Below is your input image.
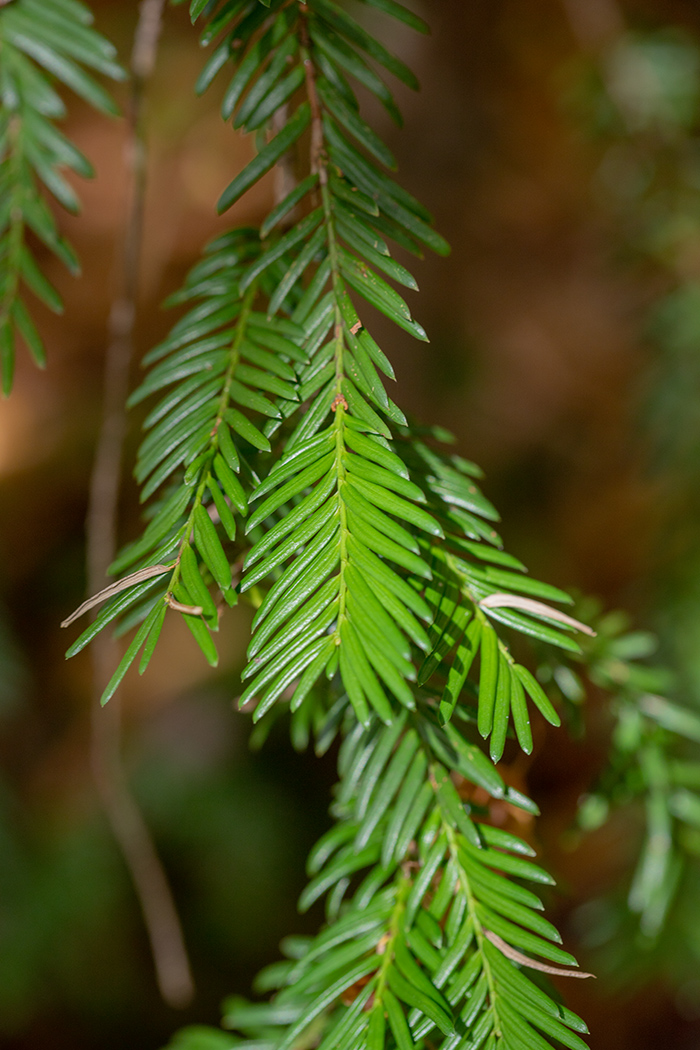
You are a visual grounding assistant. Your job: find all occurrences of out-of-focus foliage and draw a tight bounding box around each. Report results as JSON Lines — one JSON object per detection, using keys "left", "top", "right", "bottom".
{"left": 533, "top": 600, "right": 700, "bottom": 985}
{"left": 556, "top": 18, "right": 700, "bottom": 998}
{"left": 566, "top": 24, "right": 700, "bottom": 688}
{"left": 0, "top": 0, "right": 125, "bottom": 393}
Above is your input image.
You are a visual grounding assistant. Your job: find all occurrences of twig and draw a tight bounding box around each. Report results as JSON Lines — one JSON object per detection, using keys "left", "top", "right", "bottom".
{"left": 299, "top": 8, "right": 326, "bottom": 183}
{"left": 167, "top": 596, "right": 203, "bottom": 616}
{"left": 272, "top": 103, "right": 297, "bottom": 217}
{"left": 86, "top": 0, "right": 194, "bottom": 1010}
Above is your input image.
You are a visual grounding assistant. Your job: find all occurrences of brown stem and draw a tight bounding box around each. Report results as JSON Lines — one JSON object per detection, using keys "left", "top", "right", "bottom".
{"left": 299, "top": 9, "right": 326, "bottom": 183}
{"left": 272, "top": 103, "right": 297, "bottom": 212}
{"left": 86, "top": 0, "right": 194, "bottom": 1010}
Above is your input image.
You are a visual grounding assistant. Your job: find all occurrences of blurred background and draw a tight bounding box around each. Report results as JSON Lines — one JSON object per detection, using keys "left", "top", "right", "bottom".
{"left": 3, "top": 0, "right": 700, "bottom": 1046}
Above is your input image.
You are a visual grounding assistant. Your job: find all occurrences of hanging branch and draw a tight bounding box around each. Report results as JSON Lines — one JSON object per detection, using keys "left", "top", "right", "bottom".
{"left": 62, "top": 3, "right": 601, "bottom": 1048}
{"left": 86, "top": 0, "right": 194, "bottom": 1010}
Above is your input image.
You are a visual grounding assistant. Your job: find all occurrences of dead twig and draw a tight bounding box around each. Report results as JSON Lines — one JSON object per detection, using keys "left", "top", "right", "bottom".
{"left": 86, "top": 0, "right": 194, "bottom": 1010}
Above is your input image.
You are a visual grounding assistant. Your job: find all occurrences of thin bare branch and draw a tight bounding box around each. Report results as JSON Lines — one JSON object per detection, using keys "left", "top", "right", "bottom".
{"left": 299, "top": 8, "right": 326, "bottom": 184}
{"left": 86, "top": 0, "right": 194, "bottom": 1010}
{"left": 272, "top": 103, "right": 297, "bottom": 215}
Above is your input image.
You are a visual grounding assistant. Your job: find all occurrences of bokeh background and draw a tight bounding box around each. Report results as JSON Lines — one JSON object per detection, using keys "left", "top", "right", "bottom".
{"left": 3, "top": 0, "right": 700, "bottom": 1046}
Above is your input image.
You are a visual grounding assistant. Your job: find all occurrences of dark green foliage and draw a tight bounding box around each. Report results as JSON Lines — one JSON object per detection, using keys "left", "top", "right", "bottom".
{"left": 0, "top": 0, "right": 125, "bottom": 393}
{"left": 164, "top": 706, "right": 592, "bottom": 1050}
{"left": 65, "top": 0, "right": 592, "bottom": 733}
{"left": 36, "top": 0, "right": 700, "bottom": 1045}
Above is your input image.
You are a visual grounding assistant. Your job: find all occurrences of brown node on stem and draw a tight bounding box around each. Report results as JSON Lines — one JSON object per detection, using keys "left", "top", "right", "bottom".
{"left": 455, "top": 771, "right": 536, "bottom": 838}
{"left": 341, "top": 972, "right": 374, "bottom": 1006}
{"left": 376, "top": 933, "right": 390, "bottom": 955}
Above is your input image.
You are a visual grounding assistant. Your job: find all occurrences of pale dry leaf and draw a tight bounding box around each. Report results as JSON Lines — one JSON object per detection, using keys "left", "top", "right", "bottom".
{"left": 484, "top": 930, "right": 595, "bottom": 978}
{"left": 61, "top": 564, "right": 173, "bottom": 628}
{"left": 480, "top": 593, "right": 596, "bottom": 636}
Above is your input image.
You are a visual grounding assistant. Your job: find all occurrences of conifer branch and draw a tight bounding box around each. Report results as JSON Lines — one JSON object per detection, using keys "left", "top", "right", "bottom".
{"left": 61, "top": 4, "right": 609, "bottom": 1046}
{"left": 0, "top": 0, "right": 125, "bottom": 392}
